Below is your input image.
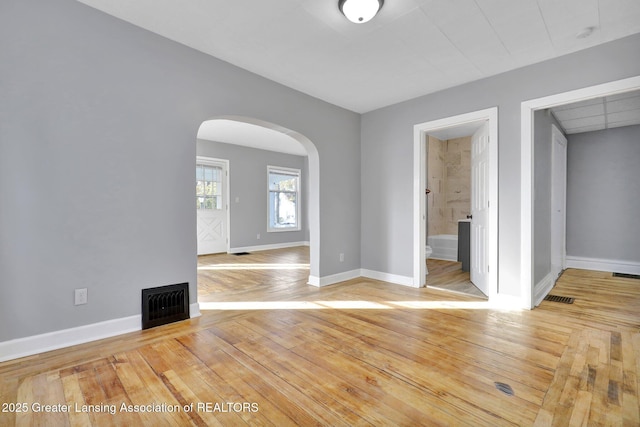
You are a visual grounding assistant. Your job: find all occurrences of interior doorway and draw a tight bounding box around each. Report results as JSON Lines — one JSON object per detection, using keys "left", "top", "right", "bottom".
{"left": 521, "top": 75, "right": 640, "bottom": 308}
{"left": 413, "top": 107, "right": 498, "bottom": 301}
{"left": 195, "top": 115, "right": 321, "bottom": 285}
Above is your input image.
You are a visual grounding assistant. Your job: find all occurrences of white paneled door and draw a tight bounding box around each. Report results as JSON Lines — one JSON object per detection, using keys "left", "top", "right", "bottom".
{"left": 470, "top": 122, "right": 490, "bottom": 295}
{"left": 551, "top": 125, "right": 567, "bottom": 280}
{"left": 196, "top": 158, "right": 228, "bottom": 255}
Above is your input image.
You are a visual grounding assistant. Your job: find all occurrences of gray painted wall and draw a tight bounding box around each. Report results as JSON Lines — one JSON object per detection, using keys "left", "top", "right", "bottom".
{"left": 566, "top": 125, "right": 640, "bottom": 263}
{"left": 361, "top": 33, "right": 640, "bottom": 297}
{"left": 196, "top": 140, "right": 309, "bottom": 249}
{"left": 533, "top": 110, "right": 564, "bottom": 284}
{"left": 0, "top": 0, "right": 360, "bottom": 342}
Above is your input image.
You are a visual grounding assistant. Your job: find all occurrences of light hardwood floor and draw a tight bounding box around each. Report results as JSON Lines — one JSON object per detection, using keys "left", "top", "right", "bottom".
{"left": 426, "top": 258, "right": 486, "bottom": 298}
{"left": 1, "top": 247, "right": 638, "bottom": 426}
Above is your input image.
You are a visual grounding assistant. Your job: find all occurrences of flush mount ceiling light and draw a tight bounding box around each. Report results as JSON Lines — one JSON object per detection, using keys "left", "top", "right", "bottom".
{"left": 339, "top": 0, "right": 384, "bottom": 24}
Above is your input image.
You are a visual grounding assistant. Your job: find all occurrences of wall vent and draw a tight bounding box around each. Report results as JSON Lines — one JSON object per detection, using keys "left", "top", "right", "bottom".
{"left": 142, "top": 283, "right": 189, "bottom": 330}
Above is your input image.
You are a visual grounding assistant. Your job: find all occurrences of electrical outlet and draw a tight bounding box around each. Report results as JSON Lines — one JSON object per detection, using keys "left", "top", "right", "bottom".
{"left": 339, "top": 253, "right": 345, "bottom": 262}
{"left": 257, "top": 233, "right": 261, "bottom": 240}
{"left": 74, "top": 288, "right": 88, "bottom": 305}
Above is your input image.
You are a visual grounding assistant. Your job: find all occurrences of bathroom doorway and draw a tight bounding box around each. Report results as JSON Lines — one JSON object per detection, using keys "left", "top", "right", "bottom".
{"left": 413, "top": 108, "right": 498, "bottom": 300}
{"left": 425, "top": 123, "right": 487, "bottom": 296}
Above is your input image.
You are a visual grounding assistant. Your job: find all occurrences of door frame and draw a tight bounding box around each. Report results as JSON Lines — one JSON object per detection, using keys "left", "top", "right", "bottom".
{"left": 413, "top": 107, "right": 498, "bottom": 301}
{"left": 196, "top": 156, "right": 230, "bottom": 254}
{"left": 520, "top": 75, "right": 640, "bottom": 309}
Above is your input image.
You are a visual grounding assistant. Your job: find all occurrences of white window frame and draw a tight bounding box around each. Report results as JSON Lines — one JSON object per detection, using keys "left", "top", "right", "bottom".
{"left": 267, "top": 166, "right": 301, "bottom": 232}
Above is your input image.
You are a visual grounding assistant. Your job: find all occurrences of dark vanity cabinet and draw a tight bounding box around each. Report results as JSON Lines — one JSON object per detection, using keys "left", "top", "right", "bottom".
{"left": 458, "top": 220, "right": 470, "bottom": 272}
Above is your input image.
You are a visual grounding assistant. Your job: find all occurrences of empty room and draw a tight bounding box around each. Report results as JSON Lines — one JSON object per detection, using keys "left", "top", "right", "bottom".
{"left": 1, "top": 0, "right": 639, "bottom": 425}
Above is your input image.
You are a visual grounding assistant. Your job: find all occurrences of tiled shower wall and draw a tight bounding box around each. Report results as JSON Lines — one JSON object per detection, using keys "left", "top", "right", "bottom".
{"left": 427, "top": 135, "right": 471, "bottom": 236}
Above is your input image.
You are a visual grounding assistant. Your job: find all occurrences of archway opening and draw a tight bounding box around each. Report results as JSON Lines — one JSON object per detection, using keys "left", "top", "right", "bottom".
{"left": 195, "top": 116, "right": 320, "bottom": 287}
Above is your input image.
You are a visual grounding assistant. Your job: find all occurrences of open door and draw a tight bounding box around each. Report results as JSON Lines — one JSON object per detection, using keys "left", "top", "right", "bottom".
{"left": 550, "top": 125, "right": 567, "bottom": 280}
{"left": 470, "top": 122, "right": 490, "bottom": 295}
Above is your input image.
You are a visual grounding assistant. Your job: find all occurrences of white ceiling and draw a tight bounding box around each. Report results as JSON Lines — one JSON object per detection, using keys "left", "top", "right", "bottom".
{"left": 550, "top": 89, "right": 640, "bottom": 134}
{"left": 198, "top": 119, "right": 307, "bottom": 155}
{"left": 77, "top": 0, "right": 640, "bottom": 114}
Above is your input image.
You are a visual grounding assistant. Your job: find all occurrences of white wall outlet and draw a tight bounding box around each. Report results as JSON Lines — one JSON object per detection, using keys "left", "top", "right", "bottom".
{"left": 339, "top": 253, "right": 345, "bottom": 262}
{"left": 74, "top": 288, "right": 88, "bottom": 305}
{"left": 257, "top": 233, "right": 261, "bottom": 240}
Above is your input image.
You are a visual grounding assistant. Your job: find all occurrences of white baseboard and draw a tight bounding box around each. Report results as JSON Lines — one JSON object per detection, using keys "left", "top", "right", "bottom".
{"left": 0, "top": 315, "right": 140, "bottom": 363}
{"left": 229, "top": 241, "right": 309, "bottom": 254}
{"left": 0, "top": 303, "right": 202, "bottom": 363}
{"left": 566, "top": 256, "right": 640, "bottom": 275}
{"left": 427, "top": 255, "right": 458, "bottom": 262}
{"left": 308, "top": 268, "right": 415, "bottom": 288}
{"left": 308, "top": 269, "right": 361, "bottom": 287}
{"left": 533, "top": 271, "right": 555, "bottom": 307}
{"left": 360, "top": 269, "right": 416, "bottom": 287}
{"left": 189, "top": 302, "right": 201, "bottom": 318}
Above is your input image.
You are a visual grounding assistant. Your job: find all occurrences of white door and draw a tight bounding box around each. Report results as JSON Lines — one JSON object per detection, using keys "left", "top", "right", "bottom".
{"left": 550, "top": 125, "right": 567, "bottom": 280}
{"left": 470, "top": 122, "right": 490, "bottom": 295}
{"left": 196, "top": 158, "right": 228, "bottom": 255}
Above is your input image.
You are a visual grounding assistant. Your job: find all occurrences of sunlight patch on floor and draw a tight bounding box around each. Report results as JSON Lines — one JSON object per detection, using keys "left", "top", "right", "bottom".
{"left": 199, "top": 300, "right": 519, "bottom": 311}
{"left": 198, "top": 263, "right": 310, "bottom": 271}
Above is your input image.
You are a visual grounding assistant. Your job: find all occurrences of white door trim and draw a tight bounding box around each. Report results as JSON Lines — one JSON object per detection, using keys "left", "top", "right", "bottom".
{"left": 413, "top": 107, "right": 498, "bottom": 301}
{"left": 196, "top": 156, "right": 230, "bottom": 254}
{"left": 520, "top": 75, "right": 640, "bottom": 309}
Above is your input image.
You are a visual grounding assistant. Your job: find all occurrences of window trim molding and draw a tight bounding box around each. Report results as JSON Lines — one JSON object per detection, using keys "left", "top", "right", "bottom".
{"left": 267, "top": 165, "right": 301, "bottom": 233}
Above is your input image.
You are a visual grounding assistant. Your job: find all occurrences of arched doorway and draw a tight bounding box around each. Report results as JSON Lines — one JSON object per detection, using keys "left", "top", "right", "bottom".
{"left": 196, "top": 115, "right": 320, "bottom": 283}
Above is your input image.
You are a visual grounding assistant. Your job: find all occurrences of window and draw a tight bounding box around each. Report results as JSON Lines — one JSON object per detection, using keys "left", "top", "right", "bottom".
{"left": 196, "top": 163, "right": 223, "bottom": 210}
{"left": 268, "top": 166, "right": 301, "bottom": 232}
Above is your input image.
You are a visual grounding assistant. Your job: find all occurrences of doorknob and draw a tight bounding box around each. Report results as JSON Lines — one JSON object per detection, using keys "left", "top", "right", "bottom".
{"left": 467, "top": 215, "right": 472, "bottom": 219}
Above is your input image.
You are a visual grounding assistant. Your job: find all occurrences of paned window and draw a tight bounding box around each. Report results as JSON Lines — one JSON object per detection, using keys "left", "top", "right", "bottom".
{"left": 268, "top": 166, "right": 301, "bottom": 231}
{"left": 196, "top": 164, "right": 223, "bottom": 210}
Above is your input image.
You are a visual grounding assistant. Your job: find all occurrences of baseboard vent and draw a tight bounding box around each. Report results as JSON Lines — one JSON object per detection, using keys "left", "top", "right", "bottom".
{"left": 142, "top": 283, "right": 189, "bottom": 330}
{"left": 544, "top": 294, "right": 574, "bottom": 304}
{"left": 613, "top": 272, "right": 640, "bottom": 280}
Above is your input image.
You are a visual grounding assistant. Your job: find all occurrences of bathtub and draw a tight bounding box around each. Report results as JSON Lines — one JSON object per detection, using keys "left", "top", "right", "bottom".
{"left": 427, "top": 234, "right": 458, "bottom": 261}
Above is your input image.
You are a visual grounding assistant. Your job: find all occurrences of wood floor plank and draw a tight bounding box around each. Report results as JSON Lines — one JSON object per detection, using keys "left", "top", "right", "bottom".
{"left": 182, "top": 331, "right": 302, "bottom": 426}
{"left": 1, "top": 247, "right": 639, "bottom": 426}
{"left": 292, "top": 311, "right": 532, "bottom": 425}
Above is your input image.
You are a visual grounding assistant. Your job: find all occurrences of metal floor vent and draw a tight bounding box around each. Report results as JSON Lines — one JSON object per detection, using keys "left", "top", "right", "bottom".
{"left": 142, "top": 283, "right": 189, "bottom": 330}
{"left": 232, "top": 252, "right": 251, "bottom": 256}
{"left": 613, "top": 272, "right": 640, "bottom": 280}
{"left": 544, "top": 294, "right": 574, "bottom": 304}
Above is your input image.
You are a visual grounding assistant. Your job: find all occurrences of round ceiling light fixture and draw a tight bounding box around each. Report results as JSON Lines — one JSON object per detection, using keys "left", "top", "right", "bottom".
{"left": 339, "top": 0, "right": 384, "bottom": 24}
